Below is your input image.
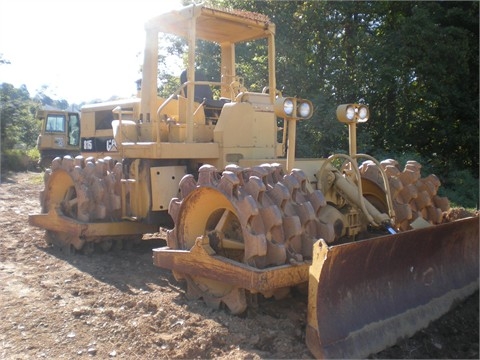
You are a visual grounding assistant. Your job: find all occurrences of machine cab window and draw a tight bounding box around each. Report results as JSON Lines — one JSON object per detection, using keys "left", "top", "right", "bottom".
{"left": 45, "top": 114, "right": 66, "bottom": 132}
{"left": 68, "top": 113, "right": 80, "bottom": 146}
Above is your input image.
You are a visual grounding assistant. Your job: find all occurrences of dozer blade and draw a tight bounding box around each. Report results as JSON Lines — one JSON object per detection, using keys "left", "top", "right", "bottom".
{"left": 306, "top": 216, "right": 479, "bottom": 359}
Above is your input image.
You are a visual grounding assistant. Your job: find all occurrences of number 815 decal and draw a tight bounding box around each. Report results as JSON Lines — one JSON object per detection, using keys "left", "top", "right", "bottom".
{"left": 81, "top": 138, "right": 117, "bottom": 152}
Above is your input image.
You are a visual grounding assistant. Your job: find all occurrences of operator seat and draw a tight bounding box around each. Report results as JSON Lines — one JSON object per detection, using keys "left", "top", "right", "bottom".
{"left": 180, "top": 69, "right": 229, "bottom": 122}
{"left": 180, "top": 69, "right": 213, "bottom": 102}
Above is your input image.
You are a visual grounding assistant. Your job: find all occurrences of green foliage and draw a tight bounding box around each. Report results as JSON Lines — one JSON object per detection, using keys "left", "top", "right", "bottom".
{"left": 362, "top": 2, "right": 479, "bottom": 176}
{"left": 1, "top": 83, "right": 42, "bottom": 171}
{"left": 26, "top": 147, "right": 40, "bottom": 162}
{"left": 296, "top": 93, "right": 348, "bottom": 158}
{"left": 1, "top": 83, "right": 41, "bottom": 151}
{"left": 1, "top": 148, "right": 39, "bottom": 172}
{"left": 197, "top": 0, "right": 478, "bottom": 208}
{"left": 225, "top": 2, "right": 475, "bottom": 163}
{"left": 441, "top": 169, "right": 479, "bottom": 209}
{"left": 158, "top": 73, "right": 182, "bottom": 98}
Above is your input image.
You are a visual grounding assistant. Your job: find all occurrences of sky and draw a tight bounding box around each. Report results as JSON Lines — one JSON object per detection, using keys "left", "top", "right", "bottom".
{"left": 0, "top": 0, "right": 183, "bottom": 104}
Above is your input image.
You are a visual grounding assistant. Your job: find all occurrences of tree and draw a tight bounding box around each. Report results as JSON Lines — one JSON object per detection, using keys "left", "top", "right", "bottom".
{"left": 0, "top": 83, "right": 40, "bottom": 151}
{"left": 361, "top": 2, "right": 479, "bottom": 177}
{"left": 180, "top": 0, "right": 478, "bottom": 187}
{"left": 211, "top": 1, "right": 478, "bottom": 176}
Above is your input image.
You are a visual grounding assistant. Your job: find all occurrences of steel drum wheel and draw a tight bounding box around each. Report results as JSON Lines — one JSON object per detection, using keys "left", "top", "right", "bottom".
{"left": 167, "top": 163, "right": 330, "bottom": 313}
{"left": 171, "top": 183, "right": 250, "bottom": 313}
{"left": 41, "top": 155, "right": 122, "bottom": 254}
{"left": 42, "top": 159, "right": 84, "bottom": 253}
{"left": 359, "top": 158, "right": 450, "bottom": 230}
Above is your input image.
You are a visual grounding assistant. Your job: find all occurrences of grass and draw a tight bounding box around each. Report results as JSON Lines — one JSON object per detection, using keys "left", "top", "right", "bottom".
{"left": 28, "top": 172, "right": 45, "bottom": 185}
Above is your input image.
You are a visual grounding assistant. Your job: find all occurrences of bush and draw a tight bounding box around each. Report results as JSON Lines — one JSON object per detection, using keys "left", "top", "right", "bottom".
{"left": 1, "top": 148, "right": 40, "bottom": 172}
{"left": 441, "top": 169, "right": 479, "bottom": 210}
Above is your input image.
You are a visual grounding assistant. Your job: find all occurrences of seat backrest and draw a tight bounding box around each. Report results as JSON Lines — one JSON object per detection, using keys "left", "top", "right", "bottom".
{"left": 180, "top": 70, "right": 213, "bottom": 101}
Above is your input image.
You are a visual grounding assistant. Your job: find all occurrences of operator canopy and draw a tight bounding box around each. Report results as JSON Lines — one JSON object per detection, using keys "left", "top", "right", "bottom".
{"left": 145, "top": 3, "right": 275, "bottom": 43}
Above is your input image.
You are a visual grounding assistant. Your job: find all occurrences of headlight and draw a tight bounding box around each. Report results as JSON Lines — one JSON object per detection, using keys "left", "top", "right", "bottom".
{"left": 284, "top": 99, "right": 294, "bottom": 116}
{"left": 274, "top": 97, "right": 313, "bottom": 120}
{"left": 297, "top": 101, "right": 312, "bottom": 118}
{"left": 336, "top": 103, "right": 370, "bottom": 123}
{"left": 346, "top": 105, "right": 356, "bottom": 121}
{"left": 358, "top": 105, "right": 369, "bottom": 121}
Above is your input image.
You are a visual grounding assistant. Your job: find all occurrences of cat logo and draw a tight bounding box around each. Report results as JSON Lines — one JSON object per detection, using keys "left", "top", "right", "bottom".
{"left": 106, "top": 139, "right": 117, "bottom": 152}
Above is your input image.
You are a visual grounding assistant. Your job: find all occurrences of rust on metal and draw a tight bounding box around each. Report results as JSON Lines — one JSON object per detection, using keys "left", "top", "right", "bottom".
{"left": 28, "top": 207, "right": 157, "bottom": 237}
{"left": 306, "top": 216, "right": 479, "bottom": 359}
{"left": 205, "top": 6, "right": 271, "bottom": 24}
{"left": 153, "top": 236, "right": 310, "bottom": 293}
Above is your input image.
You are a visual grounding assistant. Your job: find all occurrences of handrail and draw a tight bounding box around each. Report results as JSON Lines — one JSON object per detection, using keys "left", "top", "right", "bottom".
{"left": 155, "top": 80, "right": 225, "bottom": 121}
{"left": 154, "top": 80, "right": 226, "bottom": 142}
{"left": 112, "top": 106, "right": 134, "bottom": 156}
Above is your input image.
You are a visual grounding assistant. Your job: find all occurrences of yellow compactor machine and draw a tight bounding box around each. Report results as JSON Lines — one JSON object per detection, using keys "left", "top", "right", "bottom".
{"left": 29, "top": 4, "right": 479, "bottom": 358}
{"left": 36, "top": 109, "right": 81, "bottom": 168}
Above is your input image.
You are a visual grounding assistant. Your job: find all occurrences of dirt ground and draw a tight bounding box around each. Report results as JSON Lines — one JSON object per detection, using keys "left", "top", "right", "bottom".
{"left": 0, "top": 171, "right": 478, "bottom": 359}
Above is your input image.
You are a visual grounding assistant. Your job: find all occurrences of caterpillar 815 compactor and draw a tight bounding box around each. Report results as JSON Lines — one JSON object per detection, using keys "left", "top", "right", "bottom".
{"left": 29, "top": 4, "right": 479, "bottom": 358}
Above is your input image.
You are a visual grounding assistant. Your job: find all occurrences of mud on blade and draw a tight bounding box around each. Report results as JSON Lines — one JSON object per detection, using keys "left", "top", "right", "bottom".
{"left": 306, "top": 216, "right": 479, "bottom": 359}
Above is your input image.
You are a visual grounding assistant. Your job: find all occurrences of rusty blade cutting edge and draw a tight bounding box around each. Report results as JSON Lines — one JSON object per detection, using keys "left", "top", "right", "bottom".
{"left": 306, "top": 216, "right": 479, "bottom": 359}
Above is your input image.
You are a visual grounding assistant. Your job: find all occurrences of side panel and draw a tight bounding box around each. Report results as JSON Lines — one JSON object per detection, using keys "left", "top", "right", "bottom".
{"left": 213, "top": 101, "right": 277, "bottom": 167}
{"left": 150, "top": 165, "right": 187, "bottom": 211}
{"left": 38, "top": 133, "right": 69, "bottom": 150}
